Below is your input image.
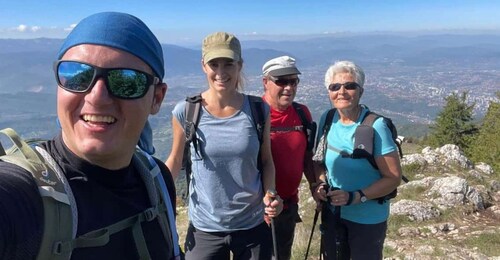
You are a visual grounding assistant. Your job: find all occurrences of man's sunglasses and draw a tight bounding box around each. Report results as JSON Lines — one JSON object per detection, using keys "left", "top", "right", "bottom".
{"left": 269, "top": 76, "right": 300, "bottom": 87}
{"left": 328, "top": 82, "right": 360, "bottom": 92}
{"left": 54, "top": 60, "right": 159, "bottom": 99}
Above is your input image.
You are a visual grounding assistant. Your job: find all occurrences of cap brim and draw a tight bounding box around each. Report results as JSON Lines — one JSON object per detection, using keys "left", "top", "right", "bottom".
{"left": 267, "top": 67, "right": 301, "bottom": 77}
{"left": 204, "top": 49, "right": 240, "bottom": 63}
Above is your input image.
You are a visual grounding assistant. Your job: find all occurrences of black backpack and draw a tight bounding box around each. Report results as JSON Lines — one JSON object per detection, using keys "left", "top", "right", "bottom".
{"left": 320, "top": 108, "right": 408, "bottom": 203}
{"left": 181, "top": 94, "right": 266, "bottom": 194}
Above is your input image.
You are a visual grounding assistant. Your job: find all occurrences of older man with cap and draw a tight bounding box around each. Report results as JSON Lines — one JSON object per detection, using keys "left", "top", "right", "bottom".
{"left": 262, "top": 56, "right": 317, "bottom": 260}
{"left": 0, "top": 12, "right": 181, "bottom": 259}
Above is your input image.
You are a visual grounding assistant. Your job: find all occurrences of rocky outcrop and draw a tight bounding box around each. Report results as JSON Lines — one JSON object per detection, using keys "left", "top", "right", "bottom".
{"left": 385, "top": 144, "right": 499, "bottom": 259}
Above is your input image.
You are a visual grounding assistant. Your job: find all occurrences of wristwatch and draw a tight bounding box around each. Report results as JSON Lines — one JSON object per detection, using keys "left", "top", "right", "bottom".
{"left": 357, "top": 190, "right": 367, "bottom": 203}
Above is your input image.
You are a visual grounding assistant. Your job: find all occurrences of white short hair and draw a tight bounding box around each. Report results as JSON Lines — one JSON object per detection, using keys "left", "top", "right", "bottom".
{"left": 324, "top": 60, "right": 365, "bottom": 90}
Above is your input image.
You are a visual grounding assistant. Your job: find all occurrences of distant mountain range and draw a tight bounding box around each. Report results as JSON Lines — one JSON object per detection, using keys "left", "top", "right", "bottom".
{"left": 1, "top": 33, "right": 499, "bottom": 159}
{"left": 1, "top": 33, "right": 499, "bottom": 94}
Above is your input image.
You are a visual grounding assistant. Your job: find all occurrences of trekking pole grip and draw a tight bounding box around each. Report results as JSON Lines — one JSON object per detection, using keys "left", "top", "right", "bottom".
{"left": 266, "top": 189, "right": 277, "bottom": 201}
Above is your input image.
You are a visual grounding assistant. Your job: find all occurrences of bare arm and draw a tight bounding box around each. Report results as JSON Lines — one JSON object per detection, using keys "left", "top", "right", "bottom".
{"left": 329, "top": 151, "right": 402, "bottom": 206}
{"left": 165, "top": 117, "right": 186, "bottom": 180}
{"left": 260, "top": 116, "right": 275, "bottom": 193}
{"left": 362, "top": 151, "right": 402, "bottom": 200}
{"left": 260, "top": 116, "right": 283, "bottom": 217}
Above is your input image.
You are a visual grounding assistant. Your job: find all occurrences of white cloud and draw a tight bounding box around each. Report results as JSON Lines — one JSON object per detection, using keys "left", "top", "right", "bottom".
{"left": 31, "top": 26, "right": 41, "bottom": 32}
{"left": 16, "top": 24, "right": 28, "bottom": 32}
{"left": 64, "top": 23, "right": 77, "bottom": 31}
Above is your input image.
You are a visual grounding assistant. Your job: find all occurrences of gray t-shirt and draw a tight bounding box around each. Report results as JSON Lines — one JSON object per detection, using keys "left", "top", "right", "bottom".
{"left": 172, "top": 94, "right": 269, "bottom": 232}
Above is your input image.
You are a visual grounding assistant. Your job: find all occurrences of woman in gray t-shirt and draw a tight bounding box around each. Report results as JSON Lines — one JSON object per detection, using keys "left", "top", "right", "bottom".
{"left": 166, "top": 32, "right": 282, "bottom": 260}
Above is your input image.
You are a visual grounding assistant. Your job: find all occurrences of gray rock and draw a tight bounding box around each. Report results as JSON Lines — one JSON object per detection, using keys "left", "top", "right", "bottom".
{"left": 475, "top": 162, "right": 493, "bottom": 175}
{"left": 391, "top": 199, "right": 440, "bottom": 221}
{"left": 428, "top": 176, "right": 468, "bottom": 209}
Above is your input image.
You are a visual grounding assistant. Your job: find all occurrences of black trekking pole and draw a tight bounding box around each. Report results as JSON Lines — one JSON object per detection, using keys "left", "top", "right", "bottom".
{"left": 334, "top": 205, "right": 343, "bottom": 260}
{"left": 304, "top": 207, "right": 320, "bottom": 260}
{"left": 266, "top": 190, "right": 279, "bottom": 260}
{"left": 330, "top": 187, "right": 347, "bottom": 260}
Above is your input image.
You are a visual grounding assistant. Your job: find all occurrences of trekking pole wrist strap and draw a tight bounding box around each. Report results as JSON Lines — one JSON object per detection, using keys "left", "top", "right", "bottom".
{"left": 346, "top": 191, "right": 354, "bottom": 206}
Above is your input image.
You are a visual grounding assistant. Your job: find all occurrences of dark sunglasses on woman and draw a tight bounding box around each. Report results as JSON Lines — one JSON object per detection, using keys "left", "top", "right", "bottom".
{"left": 54, "top": 60, "right": 159, "bottom": 99}
{"left": 328, "top": 82, "right": 360, "bottom": 92}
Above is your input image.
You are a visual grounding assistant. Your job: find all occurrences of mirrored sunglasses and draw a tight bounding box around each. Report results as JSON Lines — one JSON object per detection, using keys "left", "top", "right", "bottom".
{"left": 328, "top": 82, "right": 360, "bottom": 92}
{"left": 54, "top": 60, "right": 159, "bottom": 99}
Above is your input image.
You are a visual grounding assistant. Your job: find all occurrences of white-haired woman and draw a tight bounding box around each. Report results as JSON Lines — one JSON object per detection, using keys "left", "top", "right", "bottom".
{"left": 312, "top": 60, "right": 402, "bottom": 260}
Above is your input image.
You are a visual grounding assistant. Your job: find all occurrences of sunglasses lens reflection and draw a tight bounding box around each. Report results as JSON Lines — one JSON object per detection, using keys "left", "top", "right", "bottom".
{"left": 56, "top": 61, "right": 154, "bottom": 99}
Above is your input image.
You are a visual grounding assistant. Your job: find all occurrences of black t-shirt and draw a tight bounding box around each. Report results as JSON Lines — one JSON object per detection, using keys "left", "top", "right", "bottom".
{"left": 0, "top": 134, "right": 177, "bottom": 259}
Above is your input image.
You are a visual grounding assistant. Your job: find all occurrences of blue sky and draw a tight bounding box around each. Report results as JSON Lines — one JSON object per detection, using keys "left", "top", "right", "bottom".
{"left": 1, "top": 0, "right": 499, "bottom": 45}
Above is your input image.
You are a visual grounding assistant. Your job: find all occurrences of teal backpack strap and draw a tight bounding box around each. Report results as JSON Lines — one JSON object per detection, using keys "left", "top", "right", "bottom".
{"left": 0, "top": 128, "right": 76, "bottom": 260}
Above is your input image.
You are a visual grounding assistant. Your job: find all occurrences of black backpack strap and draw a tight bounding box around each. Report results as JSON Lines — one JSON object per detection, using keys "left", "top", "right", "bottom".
{"left": 247, "top": 95, "right": 266, "bottom": 172}
{"left": 183, "top": 94, "right": 202, "bottom": 199}
{"left": 292, "top": 102, "right": 308, "bottom": 131}
{"left": 292, "top": 102, "right": 317, "bottom": 151}
{"left": 247, "top": 95, "right": 265, "bottom": 144}
{"left": 184, "top": 94, "right": 202, "bottom": 155}
{"left": 323, "top": 108, "right": 336, "bottom": 136}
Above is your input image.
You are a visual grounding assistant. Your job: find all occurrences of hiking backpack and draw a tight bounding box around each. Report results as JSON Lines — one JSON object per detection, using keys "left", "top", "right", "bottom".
{"left": 182, "top": 94, "right": 266, "bottom": 194}
{"left": 317, "top": 108, "right": 409, "bottom": 203}
{"left": 0, "top": 128, "right": 181, "bottom": 260}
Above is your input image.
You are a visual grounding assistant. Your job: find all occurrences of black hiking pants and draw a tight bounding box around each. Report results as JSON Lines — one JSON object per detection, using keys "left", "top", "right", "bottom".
{"left": 320, "top": 206, "right": 387, "bottom": 260}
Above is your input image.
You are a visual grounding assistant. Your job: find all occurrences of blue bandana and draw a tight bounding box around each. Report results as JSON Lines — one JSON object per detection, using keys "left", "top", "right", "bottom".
{"left": 57, "top": 12, "right": 162, "bottom": 155}
{"left": 57, "top": 11, "right": 164, "bottom": 79}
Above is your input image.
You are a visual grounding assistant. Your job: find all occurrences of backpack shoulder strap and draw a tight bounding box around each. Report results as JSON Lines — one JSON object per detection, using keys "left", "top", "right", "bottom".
{"left": 361, "top": 111, "right": 380, "bottom": 127}
{"left": 292, "top": 102, "right": 317, "bottom": 151}
{"left": 58, "top": 151, "right": 181, "bottom": 259}
{"left": 0, "top": 128, "right": 76, "bottom": 260}
{"left": 184, "top": 94, "right": 203, "bottom": 148}
{"left": 292, "top": 102, "right": 309, "bottom": 128}
{"left": 135, "top": 151, "right": 181, "bottom": 259}
{"left": 323, "top": 108, "right": 336, "bottom": 135}
{"left": 183, "top": 94, "right": 202, "bottom": 197}
{"left": 247, "top": 95, "right": 266, "bottom": 173}
{"left": 358, "top": 111, "right": 405, "bottom": 172}
{"left": 247, "top": 95, "right": 266, "bottom": 144}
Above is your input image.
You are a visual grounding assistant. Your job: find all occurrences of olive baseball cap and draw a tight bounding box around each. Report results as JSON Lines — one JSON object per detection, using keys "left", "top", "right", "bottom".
{"left": 202, "top": 32, "right": 241, "bottom": 63}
